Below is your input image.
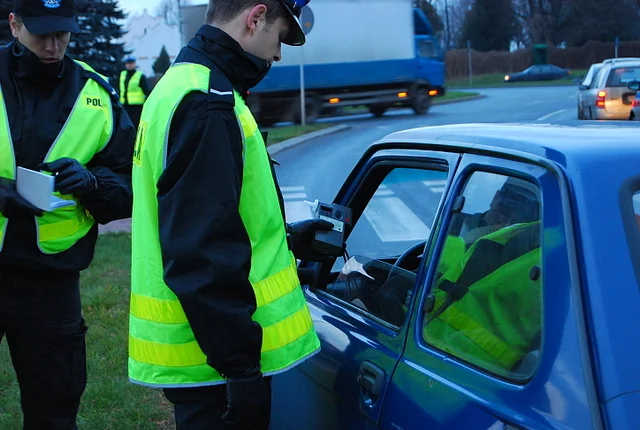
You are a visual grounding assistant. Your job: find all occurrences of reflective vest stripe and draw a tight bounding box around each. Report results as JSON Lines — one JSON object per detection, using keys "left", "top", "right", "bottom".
{"left": 120, "top": 70, "right": 146, "bottom": 105}
{"left": 129, "top": 305, "right": 315, "bottom": 367}
{"left": 130, "top": 261, "right": 302, "bottom": 324}
{"left": 0, "top": 60, "right": 113, "bottom": 254}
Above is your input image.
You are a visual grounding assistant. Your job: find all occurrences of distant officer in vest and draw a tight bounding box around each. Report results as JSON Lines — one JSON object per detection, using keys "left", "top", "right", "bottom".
{"left": 129, "top": 0, "right": 331, "bottom": 428}
{"left": 0, "top": 0, "right": 135, "bottom": 428}
{"left": 119, "top": 56, "right": 150, "bottom": 130}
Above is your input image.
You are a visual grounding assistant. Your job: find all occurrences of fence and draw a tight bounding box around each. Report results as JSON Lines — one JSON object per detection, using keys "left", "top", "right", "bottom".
{"left": 445, "top": 40, "right": 640, "bottom": 79}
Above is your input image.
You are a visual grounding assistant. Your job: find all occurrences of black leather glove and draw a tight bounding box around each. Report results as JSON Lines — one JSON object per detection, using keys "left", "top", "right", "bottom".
{"left": 0, "top": 178, "right": 43, "bottom": 218}
{"left": 38, "top": 158, "right": 98, "bottom": 197}
{"left": 287, "top": 218, "right": 335, "bottom": 262}
{"left": 222, "top": 365, "right": 270, "bottom": 429}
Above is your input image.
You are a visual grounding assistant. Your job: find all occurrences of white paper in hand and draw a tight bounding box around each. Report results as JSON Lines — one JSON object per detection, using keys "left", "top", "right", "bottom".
{"left": 16, "top": 167, "right": 76, "bottom": 211}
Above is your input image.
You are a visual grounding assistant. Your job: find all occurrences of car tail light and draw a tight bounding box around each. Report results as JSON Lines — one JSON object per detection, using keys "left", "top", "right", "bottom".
{"left": 633, "top": 97, "right": 639, "bottom": 107}
{"left": 596, "top": 91, "right": 606, "bottom": 108}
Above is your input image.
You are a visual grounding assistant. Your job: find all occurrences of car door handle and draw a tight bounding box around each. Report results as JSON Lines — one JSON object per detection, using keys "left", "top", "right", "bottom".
{"left": 357, "top": 361, "right": 385, "bottom": 398}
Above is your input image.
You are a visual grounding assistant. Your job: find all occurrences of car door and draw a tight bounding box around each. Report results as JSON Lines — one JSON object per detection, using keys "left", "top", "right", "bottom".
{"left": 270, "top": 147, "right": 461, "bottom": 430}
{"left": 378, "top": 153, "right": 603, "bottom": 430}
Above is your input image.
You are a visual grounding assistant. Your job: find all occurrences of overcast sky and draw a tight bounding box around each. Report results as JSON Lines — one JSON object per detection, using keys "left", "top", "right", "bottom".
{"left": 118, "top": 0, "right": 207, "bottom": 16}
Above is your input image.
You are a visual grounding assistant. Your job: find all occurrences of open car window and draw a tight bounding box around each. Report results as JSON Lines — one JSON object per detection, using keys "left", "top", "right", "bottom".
{"left": 321, "top": 166, "right": 449, "bottom": 327}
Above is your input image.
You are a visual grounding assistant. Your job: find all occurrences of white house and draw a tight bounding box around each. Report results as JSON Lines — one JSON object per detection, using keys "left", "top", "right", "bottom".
{"left": 120, "top": 9, "right": 183, "bottom": 77}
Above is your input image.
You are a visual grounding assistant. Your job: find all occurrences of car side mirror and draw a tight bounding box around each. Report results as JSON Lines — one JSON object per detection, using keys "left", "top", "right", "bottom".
{"left": 627, "top": 80, "right": 640, "bottom": 91}
{"left": 579, "top": 84, "right": 589, "bottom": 91}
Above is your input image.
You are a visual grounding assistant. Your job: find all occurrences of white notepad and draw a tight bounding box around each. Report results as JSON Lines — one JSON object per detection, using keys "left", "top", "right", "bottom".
{"left": 16, "top": 167, "right": 77, "bottom": 211}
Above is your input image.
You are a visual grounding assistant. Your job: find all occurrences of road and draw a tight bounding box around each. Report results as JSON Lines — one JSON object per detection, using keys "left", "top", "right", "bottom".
{"left": 274, "top": 85, "right": 580, "bottom": 224}
{"left": 100, "top": 85, "right": 584, "bottom": 233}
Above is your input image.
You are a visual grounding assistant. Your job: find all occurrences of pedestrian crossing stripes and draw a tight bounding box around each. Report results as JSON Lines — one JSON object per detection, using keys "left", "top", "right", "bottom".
{"left": 281, "top": 179, "right": 446, "bottom": 242}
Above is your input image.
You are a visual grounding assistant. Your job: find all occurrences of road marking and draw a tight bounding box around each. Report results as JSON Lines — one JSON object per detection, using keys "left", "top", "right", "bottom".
{"left": 281, "top": 186, "right": 305, "bottom": 192}
{"left": 536, "top": 109, "right": 567, "bottom": 121}
{"left": 281, "top": 186, "right": 314, "bottom": 223}
{"left": 364, "top": 197, "right": 431, "bottom": 242}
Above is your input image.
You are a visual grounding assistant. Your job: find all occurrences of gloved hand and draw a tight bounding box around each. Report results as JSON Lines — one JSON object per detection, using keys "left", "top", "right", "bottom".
{"left": 38, "top": 158, "right": 98, "bottom": 197}
{"left": 222, "top": 365, "right": 270, "bottom": 429}
{"left": 287, "top": 218, "right": 335, "bottom": 262}
{"left": 0, "top": 178, "right": 43, "bottom": 218}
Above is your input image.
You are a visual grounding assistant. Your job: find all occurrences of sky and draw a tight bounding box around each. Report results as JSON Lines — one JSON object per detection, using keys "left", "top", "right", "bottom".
{"left": 118, "top": 0, "right": 207, "bottom": 17}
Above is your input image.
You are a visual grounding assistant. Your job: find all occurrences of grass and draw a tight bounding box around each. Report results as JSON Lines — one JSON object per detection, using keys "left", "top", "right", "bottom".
{"left": 265, "top": 123, "right": 334, "bottom": 145}
{"left": 0, "top": 233, "right": 174, "bottom": 430}
{"left": 448, "top": 69, "right": 587, "bottom": 89}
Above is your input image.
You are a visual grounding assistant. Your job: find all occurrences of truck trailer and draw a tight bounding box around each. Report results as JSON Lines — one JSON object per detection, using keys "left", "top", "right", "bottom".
{"left": 247, "top": 0, "right": 446, "bottom": 125}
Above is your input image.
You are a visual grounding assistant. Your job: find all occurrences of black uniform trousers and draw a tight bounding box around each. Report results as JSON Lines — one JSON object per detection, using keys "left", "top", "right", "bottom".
{"left": 163, "top": 376, "right": 272, "bottom": 430}
{"left": 0, "top": 268, "right": 87, "bottom": 430}
{"left": 123, "top": 104, "right": 143, "bottom": 132}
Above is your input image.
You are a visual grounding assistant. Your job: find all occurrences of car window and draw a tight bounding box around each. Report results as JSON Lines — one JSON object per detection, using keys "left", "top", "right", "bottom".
{"left": 421, "top": 171, "right": 543, "bottom": 380}
{"left": 607, "top": 66, "right": 640, "bottom": 87}
{"left": 325, "top": 167, "right": 448, "bottom": 326}
{"left": 419, "top": 39, "right": 438, "bottom": 58}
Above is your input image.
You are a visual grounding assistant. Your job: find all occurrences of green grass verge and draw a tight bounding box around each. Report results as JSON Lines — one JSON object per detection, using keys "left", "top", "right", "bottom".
{"left": 448, "top": 69, "right": 587, "bottom": 89}
{"left": 0, "top": 233, "right": 174, "bottom": 430}
{"left": 265, "top": 123, "right": 334, "bottom": 145}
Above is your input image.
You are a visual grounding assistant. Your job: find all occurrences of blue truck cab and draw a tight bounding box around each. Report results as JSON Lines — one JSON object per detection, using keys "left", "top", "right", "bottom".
{"left": 271, "top": 123, "right": 640, "bottom": 429}
{"left": 247, "top": 4, "right": 447, "bottom": 126}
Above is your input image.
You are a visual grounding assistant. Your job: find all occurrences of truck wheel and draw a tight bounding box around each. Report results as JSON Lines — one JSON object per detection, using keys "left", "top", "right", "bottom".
{"left": 368, "top": 106, "right": 388, "bottom": 117}
{"left": 412, "top": 89, "right": 432, "bottom": 115}
{"left": 295, "top": 95, "right": 321, "bottom": 124}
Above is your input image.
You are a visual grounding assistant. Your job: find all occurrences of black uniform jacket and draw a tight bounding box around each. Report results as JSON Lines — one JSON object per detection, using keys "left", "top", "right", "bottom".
{"left": 0, "top": 40, "right": 135, "bottom": 273}
{"left": 156, "top": 25, "right": 288, "bottom": 378}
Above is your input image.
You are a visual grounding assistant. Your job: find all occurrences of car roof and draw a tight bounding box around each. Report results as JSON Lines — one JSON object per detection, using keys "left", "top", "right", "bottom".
{"left": 377, "top": 122, "right": 640, "bottom": 167}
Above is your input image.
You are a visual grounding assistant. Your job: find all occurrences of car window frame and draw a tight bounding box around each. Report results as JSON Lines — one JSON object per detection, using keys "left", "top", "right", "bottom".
{"left": 305, "top": 149, "right": 461, "bottom": 332}
{"left": 618, "top": 175, "right": 640, "bottom": 289}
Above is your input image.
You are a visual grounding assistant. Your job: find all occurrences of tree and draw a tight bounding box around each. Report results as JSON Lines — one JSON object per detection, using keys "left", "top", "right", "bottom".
{"left": 414, "top": 0, "right": 444, "bottom": 36}
{"left": 67, "top": 0, "right": 129, "bottom": 81}
{"left": 156, "top": 0, "right": 188, "bottom": 35}
{"left": 561, "top": 0, "right": 640, "bottom": 47}
{"left": 0, "top": 0, "right": 13, "bottom": 46}
{"left": 153, "top": 45, "right": 171, "bottom": 76}
{"left": 460, "top": 0, "right": 519, "bottom": 51}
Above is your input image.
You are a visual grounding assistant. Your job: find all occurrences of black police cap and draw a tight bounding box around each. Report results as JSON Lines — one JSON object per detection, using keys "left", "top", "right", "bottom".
{"left": 279, "top": 0, "right": 309, "bottom": 46}
{"left": 14, "top": 0, "right": 80, "bottom": 35}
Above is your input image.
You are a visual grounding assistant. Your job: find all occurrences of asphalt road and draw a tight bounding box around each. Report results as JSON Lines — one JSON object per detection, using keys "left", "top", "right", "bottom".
{"left": 100, "top": 84, "right": 593, "bottom": 233}
{"left": 272, "top": 85, "right": 582, "bottom": 224}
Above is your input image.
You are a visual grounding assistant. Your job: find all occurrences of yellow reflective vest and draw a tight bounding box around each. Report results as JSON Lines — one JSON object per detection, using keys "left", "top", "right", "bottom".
{"left": 119, "top": 70, "right": 146, "bottom": 105}
{"left": 425, "top": 222, "right": 542, "bottom": 373}
{"left": 0, "top": 60, "right": 113, "bottom": 254}
{"left": 129, "top": 62, "right": 320, "bottom": 387}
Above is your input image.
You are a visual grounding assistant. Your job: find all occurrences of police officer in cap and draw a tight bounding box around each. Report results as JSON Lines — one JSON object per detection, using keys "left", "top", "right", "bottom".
{"left": 129, "top": 0, "right": 331, "bottom": 428}
{"left": 119, "top": 55, "right": 151, "bottom": 130}
{"left": 0, "top": 0, "right": 135, "bottom": 428}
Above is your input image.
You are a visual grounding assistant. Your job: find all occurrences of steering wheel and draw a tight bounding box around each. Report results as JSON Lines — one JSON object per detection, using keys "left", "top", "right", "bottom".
{"left": 394, "top": 240, "right": 428, "bottom": 271}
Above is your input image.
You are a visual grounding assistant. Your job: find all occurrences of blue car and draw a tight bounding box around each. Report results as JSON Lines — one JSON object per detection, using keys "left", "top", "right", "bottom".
{"left": 272, "top": 123, "right": 640, "bottom": 430}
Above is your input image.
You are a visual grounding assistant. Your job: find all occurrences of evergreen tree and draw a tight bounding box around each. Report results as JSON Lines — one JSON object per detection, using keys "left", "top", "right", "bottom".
{"left": 68, "top": 0, "right": 129, "bottom": 81}
{"left": 0, "top": 0, "right": 12, "bottom": 46}
{"left": 460, "top": 0, "right": 519, "bottom": 51}
{"left": 152, "top": 45, "right": 171, "bottom": 76}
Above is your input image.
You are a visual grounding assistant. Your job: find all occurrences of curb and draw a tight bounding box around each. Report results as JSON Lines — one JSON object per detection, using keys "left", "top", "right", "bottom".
{"left": 267, "top": 124, "right": 352, "bottom": 155}
{"left": 449, "top": 83, "right": 577, "bottom": 90}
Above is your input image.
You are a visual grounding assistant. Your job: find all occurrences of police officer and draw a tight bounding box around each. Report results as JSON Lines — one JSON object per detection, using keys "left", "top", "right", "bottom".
{"left": 128, "top": 0, "right": 331, "bottom": 428}
{"left": 119, "top": 55, "right": 150, "bottom": 130}
{"left": 0, "top": 0, "right": 135, "bottom": 428}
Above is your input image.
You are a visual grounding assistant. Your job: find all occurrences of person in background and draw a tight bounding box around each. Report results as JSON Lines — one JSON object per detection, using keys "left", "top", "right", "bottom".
{"left": 127, "top": 0, "right": 332, "bottom": 429}
{"left": 0, "top": 0, "right": 135, "bottom": 428}
{"left": 119, "top": 55, "right": 151, "bottom": 130}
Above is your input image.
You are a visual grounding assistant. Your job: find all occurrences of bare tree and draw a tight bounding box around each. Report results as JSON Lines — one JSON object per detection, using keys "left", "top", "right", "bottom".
{"left": 156, "top": 0, "right": 188, "bottom": 33}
